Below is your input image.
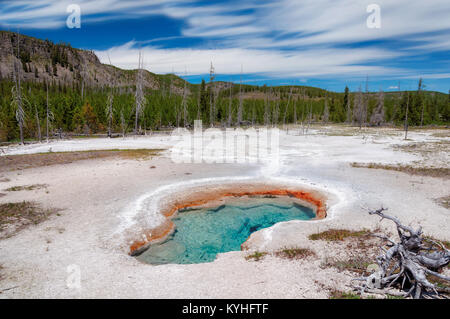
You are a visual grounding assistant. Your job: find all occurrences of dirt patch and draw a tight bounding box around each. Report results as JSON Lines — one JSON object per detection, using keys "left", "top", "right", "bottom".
{"left": 351, "top": 162, "right": 450, "bottom": 179}
{"left": 0, "top": 149, "right": 163, "bottom": 173}
{"left": 0, "top": 201, "right": 60, "bottom": 239}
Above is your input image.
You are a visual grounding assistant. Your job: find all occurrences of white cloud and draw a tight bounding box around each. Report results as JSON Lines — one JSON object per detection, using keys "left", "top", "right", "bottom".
{"left": 95, "top": 40, "right": 404, "bottom": 78}
{"left": 2, "top": 0, "right": 450, "bottom": 80}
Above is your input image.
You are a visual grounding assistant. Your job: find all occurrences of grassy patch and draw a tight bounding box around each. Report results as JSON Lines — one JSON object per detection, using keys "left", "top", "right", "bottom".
{"left": 434, "top": 196, "right": 450, "bottom": 210}
{"left": 386, "top": 294, "right": 405, "bottom": 299}
{"left": 0, "top": 201, "right": 59, "bottom": 239}
{"left": 329, "top": 290, "right": 362, "bottom": 299}
{"left": 351, "top": 162, "right": 450, "bottom": 179}
{"left": 0, "top": 149, "right": 163, "bottom": 172}
{"left": 309, "top": 229, "right": 371, "bottom": 241}
{"left": 116, "top": 148, "right": 161, "bottom": 160}
{"left": 4, "top": 184, "right": 48, "bottom": 192}
{"left": 274, "top": 247, "right": 315, "bottom": 260}
{"left": 245, "top": 251, "right": 268, "bottom": 261}
{"left": 320, "top": 255, "right": 374, "bottom": 275}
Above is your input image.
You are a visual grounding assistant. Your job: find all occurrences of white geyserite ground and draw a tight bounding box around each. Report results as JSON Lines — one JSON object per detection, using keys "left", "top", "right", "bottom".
{"left": 0, "top": 126, "right": 448, "bottom": 298}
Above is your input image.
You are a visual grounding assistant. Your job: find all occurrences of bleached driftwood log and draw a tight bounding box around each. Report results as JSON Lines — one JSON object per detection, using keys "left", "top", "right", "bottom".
{"left": 352, "top": 208, "right": 450, "bottom": 299}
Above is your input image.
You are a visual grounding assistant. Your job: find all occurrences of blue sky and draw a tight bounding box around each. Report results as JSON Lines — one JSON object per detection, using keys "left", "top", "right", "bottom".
{"left": 1, "top": 0, "right": 450, "bottom": 93}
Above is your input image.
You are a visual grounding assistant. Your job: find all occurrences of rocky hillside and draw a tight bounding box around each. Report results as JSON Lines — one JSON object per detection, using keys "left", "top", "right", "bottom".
{"left": 0, "top": 30, "right": 187, "bottom": 94}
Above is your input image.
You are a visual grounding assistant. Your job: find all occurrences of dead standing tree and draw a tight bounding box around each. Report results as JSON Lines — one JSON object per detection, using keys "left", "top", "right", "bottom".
{"left": 227, "top": 82, "right": 233, "bottom": 127}
{"left": 34, "top": 98, "right": 42, "bottom": 142}
{"left": 209, "top": 62, "right": 216, "bottom": 127}
{"left": 282, "top": 87, "right": 293, "bottom": 131}
{"left": 11, "top": 31, "right": 25, "bottom": 145}
{"left": 352, "top": 208, "right": 449, "bottom": 299}
{"left": 345, "top": 91, "right": 352, "bottom": 124}
{"left": 353, "top": 85, "right": 364, "bottom": 129}
{"left": 322, "top": 94, "right": 329, "bottom": 124}
{"left": 182, "top": 74, "right": 188, "bottom": 128}
{"left": 45, "top": 82, "right": 54, "bottom": 143}
{"left": 370, "top": 88, "right": 385, "bottom": 126}
{"left": 237, "top": 66, "right": 243, "bottom": 127}
{"left": 134, "top": 52, "right": 146, "bottom": 134}
{"left": 273, "top": 90, "right": 280, "bottom": 128}
{"left": 404, "top": 92, "right": 410, "bottom": 140}
{"left": 105, "top": 54, "right": 115, "bottom": 137}
{"left": 106, "top": 93, "right": 114, "bottom": 137}
{"left": 264, "top": 87, "right": 271, "bottom": 126}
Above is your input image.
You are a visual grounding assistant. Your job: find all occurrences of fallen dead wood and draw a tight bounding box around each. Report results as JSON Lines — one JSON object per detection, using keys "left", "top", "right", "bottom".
{"left": 352, "top": 208, "right": 450, "bottom": 299}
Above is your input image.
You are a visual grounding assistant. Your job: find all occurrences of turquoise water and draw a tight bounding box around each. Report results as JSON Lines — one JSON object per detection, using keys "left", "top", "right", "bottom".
{"left": 137, "top": 200, "right": 315, "bottom": 265}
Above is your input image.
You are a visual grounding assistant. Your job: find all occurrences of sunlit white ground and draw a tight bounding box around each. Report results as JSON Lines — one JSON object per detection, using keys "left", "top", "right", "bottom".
{"left": 0, "top": 125, "right": 448, "bottom": 298}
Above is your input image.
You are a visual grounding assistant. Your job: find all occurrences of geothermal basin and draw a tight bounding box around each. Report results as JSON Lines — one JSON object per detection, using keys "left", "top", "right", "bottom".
{"left": 129, "top": 183, "right": 327, "bottom": 265}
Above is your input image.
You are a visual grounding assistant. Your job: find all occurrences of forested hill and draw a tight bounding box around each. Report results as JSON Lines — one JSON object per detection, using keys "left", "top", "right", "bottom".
{"left": 0, "top": 30, "right": 187, "bottom": 94}
{"left": 0, "top": 31, "right": 448, "bottom": 143}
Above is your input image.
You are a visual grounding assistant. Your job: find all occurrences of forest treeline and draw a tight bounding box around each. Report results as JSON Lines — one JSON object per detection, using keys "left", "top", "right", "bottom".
{"left": 1, "top": 76, "right": 448, "bottom": 142}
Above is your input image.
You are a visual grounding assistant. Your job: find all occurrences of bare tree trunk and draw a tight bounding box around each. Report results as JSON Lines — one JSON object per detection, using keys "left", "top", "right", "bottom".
{"left": 352, "top": 208, "right": 449, "bottom": 299}
{"left": 404, "top": 93, "right": 410, "bottom": 140}
{"left": 251, "top": 99, "right": 255, "bottom": 126}
{"left": 370, "top": 88, "right": 385, "bottom": 126}
{"left": 209, "top": 62, "right": 215, "bottom": 127}
{"left": 293, "top": 97, "right": 297, "bottom": 125}
{"left": 237, "top": 66, "right": 243, "bottom": 127}
{"left": 196, "top": 87, "right": 201, "bottom": 121}
{"left": 227, "top": 82, "right": 233, "bottom": 127}
{"left": 106, "top": 93, "right": 113, "bottom": 137}
{"left": 363, "top": 76, "right": 369, "bottom": 128}
{"left": 346, "top": 94, "right": 351, "bottom": 123}
{"left": 322, "top": 95, "right": 329, "bottom": 123}
{"left": 46, "top": 82, "right": 50, "bottom": 143}
{"left": 182, "top": 77, "right": 188, "bottom": 128}
{"left": 120, "top": 110, "right": 126, "bottom": 138}
{"left": 283, "top": 87, "right": 293, "bottom": 130}
{"left": 134, "top": 52, "right": 145, "bottom": 134}
{"left": 12, "top": 31, "right": 24, "bottom": 145}
{"left": 273, "top": 90, "right": 280, "bottom": 128}
{"left": 34, "top": 103, "right": 41, "bottom": 142}
{"left": 264, "top": 88, "right": 270, "bottom": 126}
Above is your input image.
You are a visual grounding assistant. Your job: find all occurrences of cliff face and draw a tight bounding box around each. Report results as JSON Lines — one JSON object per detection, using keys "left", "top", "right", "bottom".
{"left": 0, "top": 31, "right": 186, "bottom": 93}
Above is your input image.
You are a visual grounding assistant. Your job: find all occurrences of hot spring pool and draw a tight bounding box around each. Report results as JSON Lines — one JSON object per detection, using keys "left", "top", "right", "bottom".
{"left": 136, "top": 199, "right": 315, "bottom": 265}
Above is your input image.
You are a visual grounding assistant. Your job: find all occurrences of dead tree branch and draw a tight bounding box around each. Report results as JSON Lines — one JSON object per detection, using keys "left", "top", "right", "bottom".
{"left": 353, "top": 208, "right": 449, "bottom": 299}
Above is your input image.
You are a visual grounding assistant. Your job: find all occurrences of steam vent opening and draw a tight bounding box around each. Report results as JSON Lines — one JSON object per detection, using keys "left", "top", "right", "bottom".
{"left": 135, "top": 191, "right": 324, "bottom": 265}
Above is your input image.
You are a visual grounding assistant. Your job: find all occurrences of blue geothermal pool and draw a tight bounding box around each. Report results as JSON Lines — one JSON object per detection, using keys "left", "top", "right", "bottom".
{"left": 137, "top": 200, "right": 315, "bottom": 265}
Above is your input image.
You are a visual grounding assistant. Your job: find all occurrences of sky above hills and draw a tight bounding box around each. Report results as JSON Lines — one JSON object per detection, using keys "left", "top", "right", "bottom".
{"left": 1, "top": 0, "right": 450, "bottom": 93}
